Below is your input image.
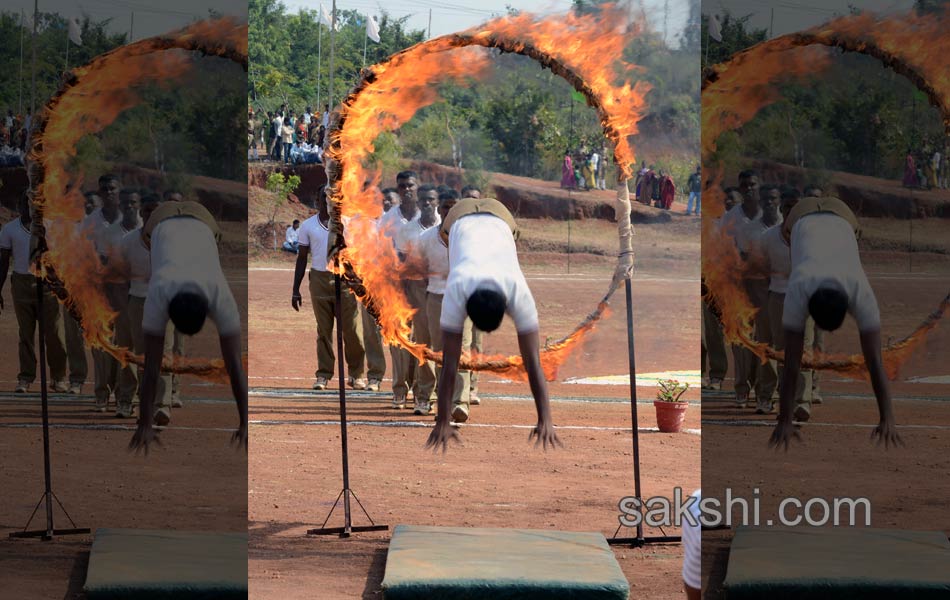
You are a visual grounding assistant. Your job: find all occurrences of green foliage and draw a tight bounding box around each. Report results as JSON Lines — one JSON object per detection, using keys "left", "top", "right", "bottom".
{"left": 700, "top": 11, "right": 768, "bottom": 69}
{"left": 656, "top": 379, "right": 689, "bottom": 403}
{"left": 265, "top": 171, "right": 301, "bottom": 223}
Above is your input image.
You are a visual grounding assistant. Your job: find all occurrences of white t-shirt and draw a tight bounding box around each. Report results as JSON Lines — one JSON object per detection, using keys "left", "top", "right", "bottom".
{"left": 82, "top": 207, "right": 121, "bottom": 256}
{"left": 120, "top": 228, "right": 151, "bottom": 298}
{"left": 756, "top": 226, "right": 791, "bottom": 294}
{"left": 0, "top": 218, "right": 32, "bottom": 275}
{"left": 142, "top": 217, "right": 241, "bottom": 337}
{"left": 396, "top": 214, "right": 439, "bottom": 258}
{"left": 415, "top": 226, "right": 449, "bottom": 294}
{"left": 681, "top": 488, "right": 702, "bottom": 591}
{"left": 377, "top": 205, "right": 411, "bottom": 247}
{"left": 297, "top": 214, "right": 330, "bottom": 272}
{"left": 286, "top": 225, "right": 299, "bottom": 245}
{"left": 783, "top": 213, "right": 880, "bottom": 332}
{"left": 441, "top": 214, "right": 538, "bottom": 334}
{"left": 719, "top": 203, "right": 766, "bottom": 254}
{"left": 101, "top": 220, "right": 140, "bottom": 261}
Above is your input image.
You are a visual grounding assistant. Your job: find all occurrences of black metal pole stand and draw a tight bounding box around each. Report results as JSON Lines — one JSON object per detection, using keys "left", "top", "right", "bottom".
{"left": 10, "top": 266, "right": 89, "bottom": 540}
{"left": 607, "top": 277, "right": 680, "bottom": 547}
{"left": 308, "top": 272, "right": 387, "bottom": 538}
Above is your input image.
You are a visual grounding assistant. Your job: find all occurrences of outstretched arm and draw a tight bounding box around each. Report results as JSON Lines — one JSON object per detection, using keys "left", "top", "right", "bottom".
{"left": 129, "top": 331, "right": 166, "bottom": 454}
{"left": 859, "top": 328, "right": 902, "bottom": 448}
{"left": 291, "top": 244, "right": 310, "bottom": 311}
{"left": 426, "top": 330, "right": 463, "bottom": 452}
{"left": 220, "top": 332, "right": 248, "bottom": 450}
{"left": 770, "top": 328, "right": 804, "bottom": 450}
{"left": 517, "top": 329, "right": 562, "bottom": 450}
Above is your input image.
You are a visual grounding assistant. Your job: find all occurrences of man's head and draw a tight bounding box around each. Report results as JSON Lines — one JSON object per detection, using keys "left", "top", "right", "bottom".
{"left": 169, "top": 291, "right": 209, "bottom": 336}
{"left": 381, "top": 187, "right": 400, "bottom": 212}
{"left": 808, "top": 286, "right": 849, "bottom": 332}
{"left": 98, "top": 174, "right": 121, "bottom": 210}
{"left": 120, "top": 191, "right": 141, "bottom": 223}
{"left": 803, "top": 184, "right": 822, "bottom": 198}
{"left": 139, "top": 194, "right": 161, "bottom": 227}
{"left": 292, "top": 219, "right": 300, "bottom": 230}
{"left": 417, "top": 184, "right": 439, "bottom": 220}
{"left": 466, "top": 287, "right": 507, "bottom": 332}
{"left": 723, "top": 186, "right": 741, "bottom": 211}
{"left": 760, "top": 185, "right": 781, "bottom": 217}
{"left": 396, "top": 170, "right": 418, "bottom": 209}
{"left": 460, "top": 185, "right": 481, "bottom": 199}
{"left": 695, "top": 165, "right": 701, "bottom": 174}
{"left": 84, "top": 192, "right": 102, "bottom": 215}
{"left": 738, "top": 170, "right": 759, "bottom": 209}
{"left": 163, "top": 190, "right": 184, "bottom": 203}
{"left": 779, "top": 187, "right": 801, "bottom": 221}
{"left": 438, "top": 189, "right": 459, "bottom": 222}
{"left": 316, "top": 185, "right": 330, "bottom": 221}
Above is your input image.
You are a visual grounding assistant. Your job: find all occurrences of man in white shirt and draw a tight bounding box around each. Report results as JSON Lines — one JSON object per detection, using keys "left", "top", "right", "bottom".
{"left": 770, "top": 196, "right": 900, "bottom": 449}
{"left": 427, "top": 197, "right": 560, "bottom": 451}
{"left": 82, "top": 174, "right": 123, "bottom": 412}
{"left": 283, "top": 219, "right": 300, "bottom": 253}
{"left": 291, "top": 186, "right": 366, "bottom": 391}
{"left": 0, "top": 194, "right": 69, "bottom": 393}
{"left": 130, "top": 200, "right": 247, "bottom": 450}
{"left": 718, "top": 170, "right": 768, "bottom": 409}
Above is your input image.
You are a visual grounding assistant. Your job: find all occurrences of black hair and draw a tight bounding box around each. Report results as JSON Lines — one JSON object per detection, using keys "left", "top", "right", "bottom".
{"left": 738, "top": 169, "right": 757, "bottom": 180}
{"left": 381, "top": 187, "right": 398, "bottom": 195}
{"left": 460, "top": 184, "right": 481, "bottom": 196}
{"left": 438, "top": 189, "right": 459, "bottom": 202}
{"left": 780, "top": 187, "right": 802, "bottom": 201}
{"left": 98, "top": 173, "right": 119, "bottom": 186}
{"left": 162, "top": 189, "right": 182, "bottom": 200}
{"left": 140, "top": 193, "right": 161, "bottom": 207}
{"left": 168, "top": 291, "right": 209, "bottom": 336}
{"left": 466, "top": 288, "right": 507, "bottom": 333}
{"left": 723, "top": 186, "right": 739, "bottom": 194}
{"left": 417, "top": 184, "right": 438, "bottom": 197}
{"left": 396, "top": 170, "right": 418, "bottom": 181}
{"left": 808, "top": 287, "right": 849, "bottom": 332}
{"left": 292, "top": 219, "right": 300, "bottom": 225}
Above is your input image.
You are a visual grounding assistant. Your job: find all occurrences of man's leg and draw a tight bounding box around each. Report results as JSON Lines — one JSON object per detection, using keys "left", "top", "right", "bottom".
{"left": 41, "top": 287, "right": 68, "bottom": 386}
{"left": 340, "top": 287, "right": 366, "bottom": 383}
{"left": 11, "top": 274, "right": 38, "bottom": 388}
{"left": 702, "top": 301, "right": 727, "bottom": 386}
{"left": 388, "top": 279, "right": 417, "bottom": 407}
{"left": 309, "top": 270, "right": 337, "bottom": 384}
{"left": 114, "top": 300, "right": 138, "bottom": 416}
{"left": 360, "top": 304, "right": 386, "bottom": 386}
{"left": 63, "top": 311, "right": 87, "bottom": 391}
{"left": 469, "top": 327, "right": 482, "bottom": 404}
{"left": 410, "top": 283, "right": 435, "bottom": 412}
{"left": 800, "top": 316, "right": 816, "bottom": 411}
{"left": 811, "top": 327, "right": 824, "bottom": 403}
{"left": 754, "top": 285, "right": 777, "bottom": 412}
{"left": 171, "top": 329, "right": 184, "bottom": 407}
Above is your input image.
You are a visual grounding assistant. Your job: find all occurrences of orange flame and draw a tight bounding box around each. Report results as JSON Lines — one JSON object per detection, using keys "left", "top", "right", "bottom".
{"left": 328, "top": 6, "right": 649, "bottom": 381}
{"left": 701, "top": 9, "right": 950, "bottom": 378}
{"left": 31, "top": 18, "right": 247, "bottom": 380}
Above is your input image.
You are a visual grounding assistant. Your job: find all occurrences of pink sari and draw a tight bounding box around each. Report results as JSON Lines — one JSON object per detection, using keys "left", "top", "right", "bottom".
{"left": 561, "top": 155, "right": 576, "bottom": 189}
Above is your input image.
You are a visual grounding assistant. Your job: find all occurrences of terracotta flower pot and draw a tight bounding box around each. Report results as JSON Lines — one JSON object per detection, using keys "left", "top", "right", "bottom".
{"left": 654, "top": 400, "right": 689, "bottom": 433}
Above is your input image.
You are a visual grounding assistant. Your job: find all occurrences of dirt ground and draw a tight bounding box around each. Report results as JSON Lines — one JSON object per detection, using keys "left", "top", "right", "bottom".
{"left": 248, "top": 217, "right": 701, "bottom": 599}
{"left": 0, "top": 226, "right": 248, "bottom": 599}
{"left": 701, "top": 220, "right": 950, "bottom": 598}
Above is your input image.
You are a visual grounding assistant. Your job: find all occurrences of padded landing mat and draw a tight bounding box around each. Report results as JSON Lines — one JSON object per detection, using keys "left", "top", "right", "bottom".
{"left": 84, "top": 528, "right": 247, "bottom": 599}
{"left": 724, "top": 526, "right": 950, "bottom": 599}
{"left": 381, "top": 525, "right": 629, "bottom": 600}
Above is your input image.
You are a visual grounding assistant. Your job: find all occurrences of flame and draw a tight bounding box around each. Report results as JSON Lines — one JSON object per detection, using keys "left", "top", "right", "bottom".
{"left": 326, "top": 5, "right": 649, "bottom": 381}
{"left": 701, "top": 9, "right": 950, "bottom": 378}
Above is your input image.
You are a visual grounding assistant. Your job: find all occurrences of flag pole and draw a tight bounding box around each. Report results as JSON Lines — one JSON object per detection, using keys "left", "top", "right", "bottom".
{"left": 362, "top": 21, "right": 367, "bottom": 67}
{"left": 65, "top": 36, "right": 69, "bottom": 74}
{"left": 328, "top": 0, "right": 336, "bottom": 110}
{"left": 18, "top": 10, "right": 26, "bottom": 115}
{"left": 317, "top": 23, "right": 323, "bottom": 115}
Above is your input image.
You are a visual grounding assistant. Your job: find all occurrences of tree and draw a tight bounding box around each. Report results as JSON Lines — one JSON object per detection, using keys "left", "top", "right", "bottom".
{"left": 701, "top": 11, "right": 768, "bottom": 69}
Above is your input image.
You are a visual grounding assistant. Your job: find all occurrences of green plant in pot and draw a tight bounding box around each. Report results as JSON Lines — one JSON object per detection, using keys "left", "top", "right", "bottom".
{"left": 654, "top": 379, "right": 689, "bottom": 433}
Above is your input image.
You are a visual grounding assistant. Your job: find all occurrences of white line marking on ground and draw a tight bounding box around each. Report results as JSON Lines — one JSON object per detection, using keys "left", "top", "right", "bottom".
{"left": 248, "top": 388, "right": 700, "bottom": 405}
{"left": 248, "top": 267, "right": 695, "bottom": 283}
{"left": 702, "top": 419, "right": 950, "bottom": 430}
{"left": 248, "top": 418, "right": 701, "bottom": 435}
{"left": 0, "top": 423, "right": 235, "bottom": 432}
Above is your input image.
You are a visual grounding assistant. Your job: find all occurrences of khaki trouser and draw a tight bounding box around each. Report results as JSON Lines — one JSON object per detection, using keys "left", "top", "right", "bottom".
{"left": 126, "top": 296, "right": 172, "bottom": 410}
{"left": 360, "top": 304, "right": 386, "bottom": 381}
{"left": 812, "top": 328, "right": 824, "bottom": 400}
{"left": 114, "top": 298, "right": 138, "bottom": 406}
{"left": 309, "top": 269, "right": 365, "bottom": 380}
{"left": 412, "top": 291, "right": 436, "bottom": 404}
{"left": 390, "top": 279, "right": 426, "bottom": 400}
{"left": 63, "top": 312, "right": 87, "bottom": 385}
{"left": 171, "top": 329, "right": 184, "bottom": 403}
{"left": 732, "top": 279, "right": 767, "bottom": 399}
{"left": 426, "top": 292, "right": 471, "bottom": 408}
{"left": 92, "top": 284, "right": 126, "bottom": 403}
{"left": 702, "top": 300, "right": 727, "bottom": 382}
{"left": 470, "top": 327, "right": 483, "bottom": 395}
{"left": 753, "top": 282, "right": 778, "bottom": 405}
{"left": 767, "top": 291, "right": 813, "bottom": 410}
{"left": 11, "top": 273, "right": 68, "bottom": 383}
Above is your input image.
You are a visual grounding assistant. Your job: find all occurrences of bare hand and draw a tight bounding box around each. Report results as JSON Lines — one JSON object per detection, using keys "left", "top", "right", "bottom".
{"left": 425, "top": 420, "right": 461, "bottom": 453}
{"left": 232, "top": 424, "right": 248, "bottom": 451}
{"left": 768, "top": 419, "right": 802, "bottom": 451}
{"left": 129, "top": 422, "right": 162, "bottom": 455}
{"left": 870, "top": 417, "right": 904, "bottom": 449}
{"left": 291, "top": 292, "right": 302, "bottom": 311}
{"left": 529, "top": 418, "right": 563, "bottom": 450}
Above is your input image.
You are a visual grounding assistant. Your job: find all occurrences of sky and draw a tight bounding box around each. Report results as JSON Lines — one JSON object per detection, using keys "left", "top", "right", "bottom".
{"left": 707, "top": 0, "right": 916, "bottom": 38}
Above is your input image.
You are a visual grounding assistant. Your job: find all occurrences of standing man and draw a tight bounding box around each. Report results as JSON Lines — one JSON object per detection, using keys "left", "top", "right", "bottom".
{"left": 83, "top": 174, "right": 123, "bottom": 412}
{"left": 0, "top": 194, "right": 69, "bottom": 393}
{"left": 291, "top": 186, "right": 366, "bottom": 391}
{"left": 686, "top": 165, "right": 701, "bottom": 216}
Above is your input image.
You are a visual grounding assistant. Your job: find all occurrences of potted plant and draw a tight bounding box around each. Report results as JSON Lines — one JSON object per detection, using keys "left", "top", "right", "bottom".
{"left": 654, "top": 379, "right": 689, "bottom": 433}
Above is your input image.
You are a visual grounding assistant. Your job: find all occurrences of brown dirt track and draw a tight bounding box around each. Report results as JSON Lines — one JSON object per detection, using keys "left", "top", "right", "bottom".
{"left": 701, "top": 221, "right": 950, "bottom": 598}
{"left": 0, "top": 223, "right": 248, "bottom": 599}
{"left": 248, "top": 214, "right": 702, "bottom": 599}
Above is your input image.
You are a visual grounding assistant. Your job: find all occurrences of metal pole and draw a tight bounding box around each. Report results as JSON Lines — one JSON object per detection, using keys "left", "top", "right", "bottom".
{"left": 316, "top": 25, "right": 322, "bottom": 114}
{"left": 769, "top": 7, "right": 774, "bottom": 38}
{"left": 362, "top": 27, "right": 367, "bottom": 67}
{"left": 328, "top": 0, "right": 336, "bottom": 110}
{"left": 36, "top": 271, "right": 54, "bottom": 540}
{"left": 335, "top": 273, "right": 353, "bottom": 536}
{"left": 624, "top": 277, "right": 644, "bottom": 543}
{"left": 427, "top": 8, "right": 432, "bottom": 38}
{"left": 130, "top": 12, "right": 134, "bottom": 42}
{"left": 18, "top": 10, "right": 25, "bottom": 115}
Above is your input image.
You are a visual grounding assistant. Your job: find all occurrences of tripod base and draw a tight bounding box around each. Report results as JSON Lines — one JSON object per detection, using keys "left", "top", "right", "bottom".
{"left": 9, "top": 528, "right": 91, "bottom": 541}
{"left": 306, "top": 487, "right": 387, "bottom": 539}
{"left": 10, "top": 490, "right": 89, "bottom": 541}
{"left": 607, "top": 535, "right": 681, "bottom": 547}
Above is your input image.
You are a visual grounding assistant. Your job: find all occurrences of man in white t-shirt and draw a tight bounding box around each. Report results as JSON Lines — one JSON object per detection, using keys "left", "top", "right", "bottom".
{"left": 129, "top": 201, "right": 247, "bottom": 451}
{"left": 718, "top": 170, "right": 768, "bottom": 409}
{"left": 283, "top": 219, "right": 300, "bottom": 253}
{"left": 291, "top": 186, "right": 366, "bottom": 391}
{"left": 0, "top": 194, "right": 69, "bottom": 393}
{"left": 82, "top": 174, "right": 124, "bottom": 412}
{"left": 427, "top": 197, "right": 560, "bottom": 451}
{"left": 770, "top": 196, "right": 899, "bottom": 449}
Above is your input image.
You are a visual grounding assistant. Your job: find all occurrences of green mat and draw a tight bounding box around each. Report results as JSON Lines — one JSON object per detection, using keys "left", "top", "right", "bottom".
{"left": 84, "top": 528, "right": 247, "bottom": 600}
{"left": 381, "top": 525, "right": 629, "bottom": 600}
{"left": 724, "top": 526, "right": 950, "bottom": 599}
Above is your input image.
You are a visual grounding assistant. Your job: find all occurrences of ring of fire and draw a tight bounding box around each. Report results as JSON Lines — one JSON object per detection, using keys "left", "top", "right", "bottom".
{"left": 701, "top": 10, "right": 950, "bottom": 379}
{"left": 30, "top": 18, "right": 248, "bottom": 382}
{"left": 323, "top": 8, "right": 651, "bottom": 381}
